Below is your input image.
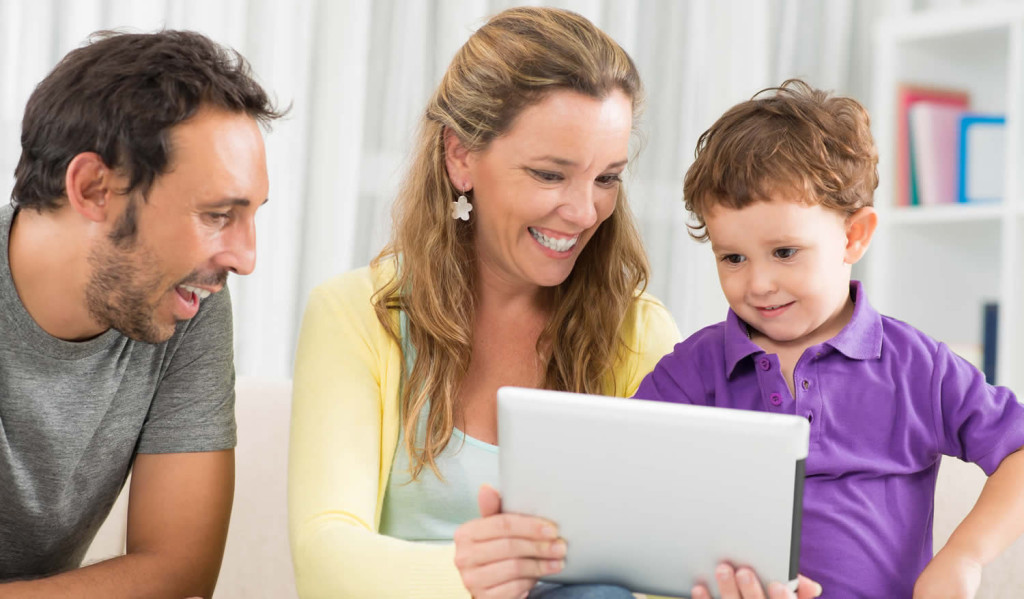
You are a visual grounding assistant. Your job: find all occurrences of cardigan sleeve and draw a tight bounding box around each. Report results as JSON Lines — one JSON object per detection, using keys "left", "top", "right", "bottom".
{"left": 614, "top": 292, "right": 682, "bottom": 396}
{"left": 287, "top": 268, "right": 470, "bottom": 598}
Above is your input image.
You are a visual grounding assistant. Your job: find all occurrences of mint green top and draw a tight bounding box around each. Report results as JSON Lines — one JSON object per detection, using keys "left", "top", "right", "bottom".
{"left": 378, "top": 312, "right": 499, "bottom": 542}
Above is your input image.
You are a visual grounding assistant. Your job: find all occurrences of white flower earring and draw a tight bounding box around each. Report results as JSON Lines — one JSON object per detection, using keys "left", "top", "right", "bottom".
{"left": 451, "top": 184, "right": 473, "bottom": 221}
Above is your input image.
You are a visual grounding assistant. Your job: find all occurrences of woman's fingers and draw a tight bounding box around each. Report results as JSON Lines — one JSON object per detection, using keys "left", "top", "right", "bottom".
{"left": 455, "top": 513, "right": 559, "bottom": 545}
{"left": 478, "top": 484, "right": 503, "bottom": 517}
{"left": 455, "top": 536, "right": 567, "bottom": 570}
{"left": 460, "top": 553, "right": 564, "bottom": 593}
{"left": 473, "top": 577, "right": 538, "bottom": 599}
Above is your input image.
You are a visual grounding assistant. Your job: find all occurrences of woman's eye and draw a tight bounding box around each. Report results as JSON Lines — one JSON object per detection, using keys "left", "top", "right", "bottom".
{"left": 722, "top": 254, "right": 745, "bottom": 264}
{"left": 774, "top": 248, "right": 797, "bottom": 259}
{"left": 597, "top": 173, "right": 623, "bottom": 186}
{"left": 530, "top": 169, "right": 563, "bottom": 183}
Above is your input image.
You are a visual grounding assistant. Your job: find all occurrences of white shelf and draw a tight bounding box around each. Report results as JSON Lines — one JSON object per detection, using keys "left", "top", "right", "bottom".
{"left": 877, "top": 4, "right": 1024, "bottom": 42}
{"left": 869, "top": 4, "right": 1023, "bottom": 391}
{"left": 884, "top": 203, "right": 1005, "bottom": 225}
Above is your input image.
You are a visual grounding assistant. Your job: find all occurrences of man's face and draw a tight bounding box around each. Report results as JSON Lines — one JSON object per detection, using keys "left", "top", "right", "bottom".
{"left": 85, "top": 107, "right": 269, "bottom": 343}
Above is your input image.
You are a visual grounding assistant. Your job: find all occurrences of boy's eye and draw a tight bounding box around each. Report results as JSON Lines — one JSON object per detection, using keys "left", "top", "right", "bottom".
{"left": 774, "top": 248, "right": 798, "bottom": 259}
{"left": 529, "top": 169, "right": 563, "bottom": 183}
{"left": 721, "top": 254, "right": 745, "bottom": 264}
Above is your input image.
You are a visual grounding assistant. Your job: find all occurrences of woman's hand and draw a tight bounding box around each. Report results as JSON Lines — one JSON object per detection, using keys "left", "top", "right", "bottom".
{"left": 453, "top": 485, "right": 567, "bottom": 599}
{"left": 912, "top": 549, "right": 982, "bottom": 599}
{"left": 690, "top": 564, "right": 822, "bottom": 599}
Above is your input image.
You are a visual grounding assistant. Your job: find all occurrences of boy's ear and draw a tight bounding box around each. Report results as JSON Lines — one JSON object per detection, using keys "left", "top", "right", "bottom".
{"left": 443, "top": 127, "right": 473, "bottom": 193}
{"left": 65, "top": 152, "right": 118, "bottom": 223}
{"left": 843, "top": 206, "right": 878, "bottom": 265}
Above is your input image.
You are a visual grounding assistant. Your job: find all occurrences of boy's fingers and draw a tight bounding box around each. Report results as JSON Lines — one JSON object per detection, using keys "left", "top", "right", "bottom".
{"left": 734, "top": 567, "right": 767, "bottom": 599}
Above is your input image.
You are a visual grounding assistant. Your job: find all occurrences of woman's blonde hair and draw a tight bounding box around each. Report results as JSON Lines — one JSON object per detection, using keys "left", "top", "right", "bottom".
{"left": 373, "top": 6, "right": 649, "bottom": 479}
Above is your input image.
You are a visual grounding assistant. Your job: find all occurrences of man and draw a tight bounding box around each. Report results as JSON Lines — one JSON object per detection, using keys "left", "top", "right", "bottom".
{"left": 0, "top": 30, "right": 282, "bottom": 597}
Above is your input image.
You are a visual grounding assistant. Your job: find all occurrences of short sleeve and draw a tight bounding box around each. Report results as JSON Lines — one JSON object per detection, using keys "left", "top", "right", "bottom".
{"left": 933, "top": 342, "right": 1024, "bottom": 475}
{"left": 135, "top": 287, "right": 236, "bottom": 454}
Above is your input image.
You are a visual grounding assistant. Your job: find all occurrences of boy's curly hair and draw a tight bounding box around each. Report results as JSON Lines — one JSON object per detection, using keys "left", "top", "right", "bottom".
{"left": 683, "top": 79, "right": 878, "bottom": 241}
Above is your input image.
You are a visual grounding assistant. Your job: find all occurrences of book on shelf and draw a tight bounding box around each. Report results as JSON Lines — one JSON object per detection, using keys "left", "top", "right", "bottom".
{"left": 959, "top": 114, "right": 1006, "bottom": 204}
{"left": 908, "top": 102, "right": 962, "bottom": 205}
{"left": 895, "top": 84, "right": 969, "bottom": 207}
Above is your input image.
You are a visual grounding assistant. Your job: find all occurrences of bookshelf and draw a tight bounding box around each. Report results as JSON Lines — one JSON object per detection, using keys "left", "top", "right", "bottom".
{"left": 868, "top": 3, "right": 1024, "bottom": 391}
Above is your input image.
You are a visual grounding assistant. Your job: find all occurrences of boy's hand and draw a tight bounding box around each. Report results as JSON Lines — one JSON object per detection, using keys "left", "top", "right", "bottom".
{"left": 690, "top": 564, "right": 822, "bottom": 599}
{"left": 912, "top": 550, "right": 982, "bottom": 599}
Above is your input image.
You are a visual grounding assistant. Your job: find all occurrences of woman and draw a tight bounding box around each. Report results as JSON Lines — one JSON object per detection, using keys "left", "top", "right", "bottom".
{"left": 288, "top": 7, "right": 676, "bottom": 598}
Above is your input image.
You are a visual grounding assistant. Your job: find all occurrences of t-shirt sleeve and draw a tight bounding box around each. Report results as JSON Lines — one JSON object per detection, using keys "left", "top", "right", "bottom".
{"left": 135, "top": 287, "right": 237, "bottom": 454}
{"left": 933, "top": 341, "right": 1024, "bottom": 475}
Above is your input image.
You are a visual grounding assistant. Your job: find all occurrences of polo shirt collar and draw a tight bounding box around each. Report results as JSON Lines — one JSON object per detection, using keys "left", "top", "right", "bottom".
{"left": 826, "top": 280, "right": 883, "bottom": 361}
{"left": 723, "top": 280, "right": 882, "bottom": 378}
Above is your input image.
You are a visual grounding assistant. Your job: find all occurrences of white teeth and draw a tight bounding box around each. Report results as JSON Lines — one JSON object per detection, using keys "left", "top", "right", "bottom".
{"left": 180, "top": 285, "right": 212, "bottom": 299}
{"left": 529, "top": 227, "right": 579, "bottom": 252}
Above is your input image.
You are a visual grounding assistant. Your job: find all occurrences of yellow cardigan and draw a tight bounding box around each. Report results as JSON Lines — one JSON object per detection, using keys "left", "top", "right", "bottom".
{"left": 288, "top": 261, "right": 681, "bottom": 598}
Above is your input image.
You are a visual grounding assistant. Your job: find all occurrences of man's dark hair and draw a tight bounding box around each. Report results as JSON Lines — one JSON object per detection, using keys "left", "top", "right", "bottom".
{"left": 12, "top": 29, "right": 285, "bottom": 212}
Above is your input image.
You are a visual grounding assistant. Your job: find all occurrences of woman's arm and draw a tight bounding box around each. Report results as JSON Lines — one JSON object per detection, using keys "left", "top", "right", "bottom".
{"left": 288, "top": 271, "right": 470, "bottom": 598}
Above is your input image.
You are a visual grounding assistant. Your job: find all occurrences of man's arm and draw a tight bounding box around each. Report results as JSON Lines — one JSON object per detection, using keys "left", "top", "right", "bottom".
{"left": 0, "top": 450, "right": 234, "bottom": 599}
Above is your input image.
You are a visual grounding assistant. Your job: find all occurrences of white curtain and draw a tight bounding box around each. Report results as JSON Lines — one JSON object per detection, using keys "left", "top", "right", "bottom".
{"left": 0, "top": 0, "right": 990, "bottom": 379}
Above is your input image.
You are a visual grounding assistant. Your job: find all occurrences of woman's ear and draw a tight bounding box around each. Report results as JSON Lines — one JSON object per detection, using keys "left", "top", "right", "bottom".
{"left": 844, "top": 206, "right": 878, "bottom": 265}
{"left": 443, "top": 127, "right": 472, "bottom": 192}
{"left": 64, "top": 152, "right": 117, "bottom": 223}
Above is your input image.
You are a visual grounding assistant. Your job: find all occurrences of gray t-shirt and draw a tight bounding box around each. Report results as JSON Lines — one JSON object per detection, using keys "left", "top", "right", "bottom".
{"left": 0, "top": 204, "right": 237, "bottom": 580}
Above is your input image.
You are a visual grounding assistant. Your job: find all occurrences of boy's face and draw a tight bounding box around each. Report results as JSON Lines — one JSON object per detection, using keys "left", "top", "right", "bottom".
{"left": 705, "top": 196, "right": 861, "bottom": 351}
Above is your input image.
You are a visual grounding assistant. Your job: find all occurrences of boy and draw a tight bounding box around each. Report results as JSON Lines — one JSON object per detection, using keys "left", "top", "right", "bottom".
{"left": 634, "top": 80, "right": 1024, "bottom": 598}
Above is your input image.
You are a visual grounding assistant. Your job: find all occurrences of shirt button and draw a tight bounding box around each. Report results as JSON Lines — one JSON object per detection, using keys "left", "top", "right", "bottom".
{"left": 758, "top": 357, "right": 771, "bottom": 371}
{"left": 769, "top": 392, "right": 783, "bottom": 406}
{"left": 802, "top": 380, "right": 810, "bottom": 390}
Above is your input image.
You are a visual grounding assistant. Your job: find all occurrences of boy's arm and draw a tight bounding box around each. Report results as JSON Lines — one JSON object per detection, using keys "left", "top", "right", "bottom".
{"left": 0, "top": 450, "right": 234, "bottom": 599}
{"left": 914, "top": 446, "right": 1024, "bottom": 597}
{"left": 916, "top": 340, "right": 1024, "bottom": 598}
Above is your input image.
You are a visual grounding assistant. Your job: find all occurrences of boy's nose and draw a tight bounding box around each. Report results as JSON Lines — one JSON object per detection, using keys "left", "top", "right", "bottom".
{"left": 748, "top": 268, "right": 777, "bottom": 296}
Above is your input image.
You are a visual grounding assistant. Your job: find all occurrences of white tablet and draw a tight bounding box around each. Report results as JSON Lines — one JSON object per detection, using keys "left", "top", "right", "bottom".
{"left": 497, "top": 386, "right": 809, "bottom": 597}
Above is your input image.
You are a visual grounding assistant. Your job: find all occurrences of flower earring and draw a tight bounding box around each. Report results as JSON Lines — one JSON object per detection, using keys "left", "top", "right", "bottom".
{"left": 451, "top": 184, "right": 473, "bottom": 221}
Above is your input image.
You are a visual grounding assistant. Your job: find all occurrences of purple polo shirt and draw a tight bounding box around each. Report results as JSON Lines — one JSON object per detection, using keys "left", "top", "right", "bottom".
{"left": 634, "top": 282, "right": 1024, "bottom": 598}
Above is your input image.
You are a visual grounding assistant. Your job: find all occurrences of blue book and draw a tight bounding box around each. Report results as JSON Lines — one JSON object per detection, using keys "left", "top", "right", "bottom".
{"left": 958, "top": 114, "right": 1006, "bottom": 204}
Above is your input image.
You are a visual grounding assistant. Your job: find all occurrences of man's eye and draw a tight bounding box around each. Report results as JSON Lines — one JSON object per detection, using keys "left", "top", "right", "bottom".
{"left": 774, "top": 248, "right": 797, "bottom": 259}
{"left": 205, "top": 212, "right": 230, "bottom": 223}
{"left": 722, "top": 254, "right": 745, "bottom": 264}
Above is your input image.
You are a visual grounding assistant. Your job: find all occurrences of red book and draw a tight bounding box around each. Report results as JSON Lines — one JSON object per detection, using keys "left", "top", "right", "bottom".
{"left": 895, "top": 84, "right": 969, "bottom": 206}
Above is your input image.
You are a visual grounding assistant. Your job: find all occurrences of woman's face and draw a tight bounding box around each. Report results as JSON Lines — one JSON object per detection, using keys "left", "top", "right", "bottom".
{"left": 449, "top": 88, "right": 633, "bottom": 293}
